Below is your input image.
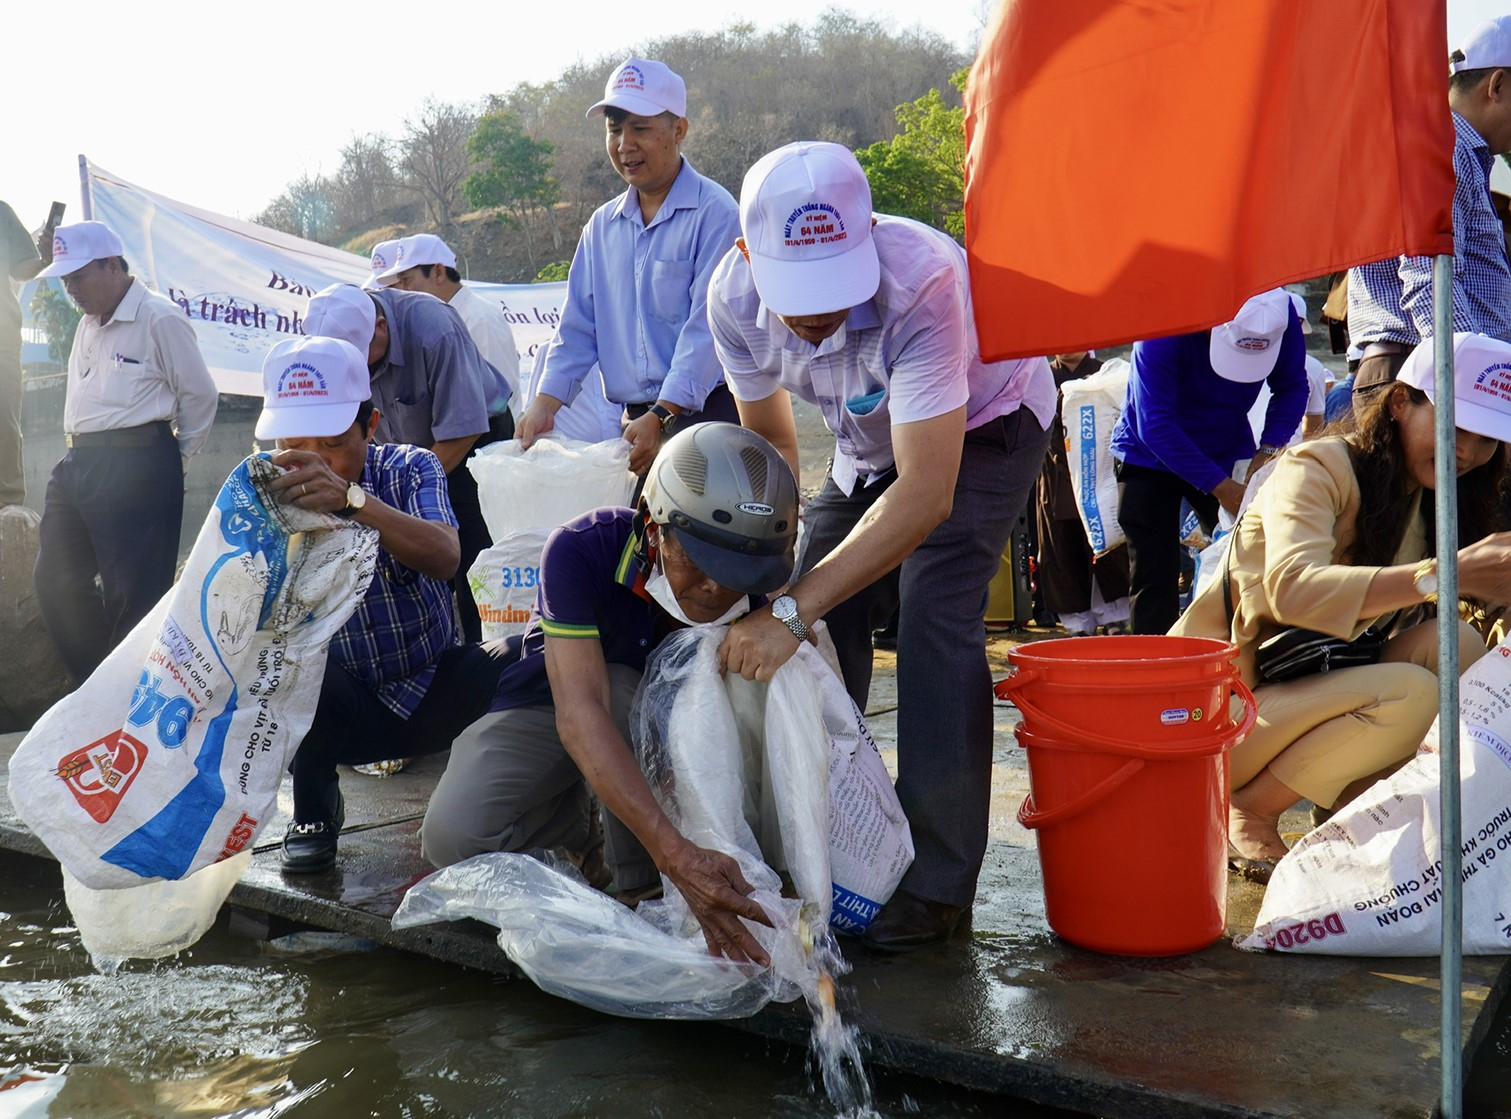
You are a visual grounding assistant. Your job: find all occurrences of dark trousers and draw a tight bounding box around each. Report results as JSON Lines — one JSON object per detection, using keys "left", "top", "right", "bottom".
{"left": 289, "top": 641, "right": 511, "bottom": 821}
{"left": 34, "top": 429, "right": 183, "bottom": 682}
{"left": 622, "top": 382, "right": 741, "bottom": 428}
{"left": 799, "top": 409, "right": 1050, "bottom": 908}
{"left": 448, "top": 412, "right": 516, "bottom": 643}
{"left": 1115, "top": 460, "right": 1220, "bottom": 636}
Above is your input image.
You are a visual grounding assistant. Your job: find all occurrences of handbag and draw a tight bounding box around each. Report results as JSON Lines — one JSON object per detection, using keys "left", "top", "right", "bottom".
{"left": 1221, "top": 519, "right": 1398, "bottom": 685}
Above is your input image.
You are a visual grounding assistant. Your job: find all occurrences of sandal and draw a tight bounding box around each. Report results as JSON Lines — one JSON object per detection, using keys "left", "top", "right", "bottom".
{"left": 1227, "top": 843, "right": 1280, "bottom": 885}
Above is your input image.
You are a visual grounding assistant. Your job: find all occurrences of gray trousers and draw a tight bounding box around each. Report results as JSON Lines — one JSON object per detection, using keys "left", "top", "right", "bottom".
{"left": 420, "top": 662, "right": 659, "bottom": 891}
{"left": 799, "top": 408, "right": 1050, "bottom": 909}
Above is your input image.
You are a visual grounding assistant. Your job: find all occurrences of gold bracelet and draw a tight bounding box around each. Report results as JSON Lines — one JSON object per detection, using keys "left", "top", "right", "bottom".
{"left": 1412, "top": 558, "right": 1439, "bottom": 604}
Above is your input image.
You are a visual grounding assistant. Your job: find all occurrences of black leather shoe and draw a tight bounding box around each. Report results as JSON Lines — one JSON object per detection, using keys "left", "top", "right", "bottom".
{"left": 281, "top": 791, "right": 345, "bottom": 875}
{"left": 862, "top": 889, "right": 967, "bottom": 952}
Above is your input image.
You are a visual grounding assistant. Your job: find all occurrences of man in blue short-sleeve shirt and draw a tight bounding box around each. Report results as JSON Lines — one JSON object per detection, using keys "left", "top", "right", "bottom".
{"left": 423, "top": 423, "right": 799, "bottom": 965}
{"left": 255, "top": 335, "right": 508, "bottom": 875}
{"left": 515, "top": 56, "right": 742, "bottom": 476}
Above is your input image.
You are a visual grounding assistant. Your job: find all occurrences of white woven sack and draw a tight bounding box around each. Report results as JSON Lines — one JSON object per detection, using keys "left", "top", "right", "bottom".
{"left": 7, "top": 455, "right": 378, "bottom": 891}
{"left": 468, "top": 527, "right": 554, "bottom": 641}
{"left": 1061, "top": 357, "right": 1130, "bottom": 556}
{"left": 1239, "top": 641, "right": 1511, "bottom": 955}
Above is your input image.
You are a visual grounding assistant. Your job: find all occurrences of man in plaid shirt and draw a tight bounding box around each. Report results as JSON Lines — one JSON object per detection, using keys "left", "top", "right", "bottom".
{"left": 1351, "top": 18, "right": 1511, "bottom": 399}
{"left": 255, "top": 335, "right": 508, "bottom": 875}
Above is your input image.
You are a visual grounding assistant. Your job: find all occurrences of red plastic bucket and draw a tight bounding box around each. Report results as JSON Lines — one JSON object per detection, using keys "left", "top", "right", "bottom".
{"left": 997, "top": 636, "right": 1257, "bottom": 956}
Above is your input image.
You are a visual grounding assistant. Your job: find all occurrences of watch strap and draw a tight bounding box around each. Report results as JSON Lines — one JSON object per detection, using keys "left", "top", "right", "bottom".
{"left": 646, "top": 403, "right": 677, "bottom": 429}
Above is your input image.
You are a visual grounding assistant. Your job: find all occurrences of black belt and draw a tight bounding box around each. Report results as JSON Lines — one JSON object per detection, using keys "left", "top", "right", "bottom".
{"left": 66, "top": 421, "right": 173, "bottom": 449}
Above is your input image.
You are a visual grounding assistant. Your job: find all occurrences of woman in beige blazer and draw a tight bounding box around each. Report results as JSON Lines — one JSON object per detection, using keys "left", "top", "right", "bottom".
{"left": 1171, "top": 333, "right": 1511, "bottom": 878}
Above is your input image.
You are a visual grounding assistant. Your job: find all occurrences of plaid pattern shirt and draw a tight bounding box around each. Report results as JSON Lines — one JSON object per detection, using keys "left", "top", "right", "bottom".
{"left": 1400, "top": 111, "right": 1511, "bottom": 342}
{"left": 1345, "top": 258, "right": 1417, "bottom": 348}
{"left": 329, "top": 442, "right": 460, "bottom": 718}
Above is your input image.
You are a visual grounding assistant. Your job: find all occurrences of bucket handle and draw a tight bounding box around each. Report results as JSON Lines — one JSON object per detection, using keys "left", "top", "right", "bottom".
{"left": 1002, "top": 674, "right": 1258, "bottom": 761}
{"left": 1016, "top": 757, "right": 1145, "bottom": 831}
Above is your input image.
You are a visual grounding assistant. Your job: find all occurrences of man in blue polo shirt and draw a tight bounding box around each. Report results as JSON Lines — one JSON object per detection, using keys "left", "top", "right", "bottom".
{"left": 305, "top": 282, "right": 512, "bottom": 643}
{"left": 514, "top": 57, "right": 742, "bottom": 476}
{"left": 422, "top": 423, "right": 798, "bottom": 965}
{"left": 255, "top": 335, "right": 508, "bottom": 874}
{"left": 1112, "top": 289, "right": 1308, "bottom": 635}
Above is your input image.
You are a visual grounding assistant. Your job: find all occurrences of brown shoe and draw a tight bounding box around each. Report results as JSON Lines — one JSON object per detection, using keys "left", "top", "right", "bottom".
{"left": 862, "top": 889, "right": 967, "bottom": 952}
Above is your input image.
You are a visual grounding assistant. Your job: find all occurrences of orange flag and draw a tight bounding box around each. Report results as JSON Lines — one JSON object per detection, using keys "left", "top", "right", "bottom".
{"left": 963, "top": 0, "right": 1454, "bottom": 360}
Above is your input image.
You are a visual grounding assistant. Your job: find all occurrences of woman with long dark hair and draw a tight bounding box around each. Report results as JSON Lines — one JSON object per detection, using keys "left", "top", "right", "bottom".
{"left": 1172, "top": 333, "right": 1511, "bottom": 879}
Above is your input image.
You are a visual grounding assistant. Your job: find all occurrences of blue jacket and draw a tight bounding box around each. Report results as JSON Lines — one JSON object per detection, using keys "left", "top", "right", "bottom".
{"left": 1111, "top": 314, "right": 1308, "bottom": 493}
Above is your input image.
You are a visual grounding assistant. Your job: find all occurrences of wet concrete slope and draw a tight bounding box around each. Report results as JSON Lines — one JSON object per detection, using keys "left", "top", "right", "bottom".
{"left": 1, "top": 674, "right": 1504, "bottom": 1119}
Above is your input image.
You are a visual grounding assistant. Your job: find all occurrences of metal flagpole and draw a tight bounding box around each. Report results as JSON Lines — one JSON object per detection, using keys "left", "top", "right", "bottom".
{"left": 1433, "top": 251, "right": 1463, "bottom": 1119}
{"left": 78, "top": 155, "right": 92, "bottom": 221}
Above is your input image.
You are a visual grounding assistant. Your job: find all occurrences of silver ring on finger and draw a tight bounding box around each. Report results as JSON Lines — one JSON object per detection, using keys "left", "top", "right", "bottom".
{"left": 300, "top": 482, "right": 307, "bottom": 496}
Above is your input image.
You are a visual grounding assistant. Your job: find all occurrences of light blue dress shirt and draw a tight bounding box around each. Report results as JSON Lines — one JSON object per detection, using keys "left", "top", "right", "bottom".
{"left": 537, "top": 158, "right": 740, "bottom": 412}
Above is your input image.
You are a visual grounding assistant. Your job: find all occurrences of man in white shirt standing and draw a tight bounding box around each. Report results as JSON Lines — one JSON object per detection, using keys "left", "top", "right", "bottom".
{"left": 711, "top": 143, "right": 1056, "bottom": 950}
{"left": 32, "top": 221, "right": 218, "bottom": 682}
{"left": 378, "top": 233, "right": 523, "bottom": 413}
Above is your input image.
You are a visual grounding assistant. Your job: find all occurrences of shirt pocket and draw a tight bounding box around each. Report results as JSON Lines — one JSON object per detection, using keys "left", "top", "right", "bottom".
{"left": 98, "top": 354, "right": 153, "bottom": 410}
{"left": 645, "top": 259, "right": 695, "bottom": 325}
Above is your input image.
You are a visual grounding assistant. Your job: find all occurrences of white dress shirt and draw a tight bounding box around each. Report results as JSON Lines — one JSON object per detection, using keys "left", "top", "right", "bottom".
{"left": 450, "top": 284, "right": 522, "bottom": 412}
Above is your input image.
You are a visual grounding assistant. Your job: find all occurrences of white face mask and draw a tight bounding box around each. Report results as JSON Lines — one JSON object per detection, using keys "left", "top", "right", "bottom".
{"left": 645, "top": 562, "right": 750, "bottom": 627}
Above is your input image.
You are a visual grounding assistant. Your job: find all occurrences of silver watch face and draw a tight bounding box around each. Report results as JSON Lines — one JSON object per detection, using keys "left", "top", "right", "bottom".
{"left": 772, "top": 595, "right": 797, "bottom": 621}
{"left": 346, "top": 484, "right": 367, "bottom": 511}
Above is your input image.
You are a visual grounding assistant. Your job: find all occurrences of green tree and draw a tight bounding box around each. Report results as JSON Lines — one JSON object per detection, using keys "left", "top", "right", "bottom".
{"left": 532, "top": 261, "right": 570, "bottom": 283}
{"left": 854, "top": 68, "right": 968, "bottom": 240}
{"left": 465, "top": 104, "right": 559, "bottom": 274}
{"left": 29, "top": 281, "right": 81, "bottom": 365}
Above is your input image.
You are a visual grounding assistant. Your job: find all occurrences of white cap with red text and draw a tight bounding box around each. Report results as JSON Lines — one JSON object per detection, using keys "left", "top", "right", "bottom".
{"left": 365, "top": 239, "right": 401, "bottom": 291}
{"left": 586, "top": 57, "right": 687, "bottom": 118}
{"left": 1398, "top": 332, "right": 1511, "bottom": 443}
{"left": 738, "top": 141, "right": 880, "bottom": 317}
{"left": 1209, "top": 289, "right": 1293, "bottom": 383}
{"left": 376, "top": 233, "right": 458, "bottom": 285}
{"left": 37, "top": 221, "right": 125, "bottom": 279}
{"left": 256, "top": 335, "right": 372, "bottom": 440}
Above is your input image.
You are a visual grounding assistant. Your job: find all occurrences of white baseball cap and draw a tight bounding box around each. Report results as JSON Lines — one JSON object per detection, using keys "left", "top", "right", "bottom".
{"left": 305, "top": 284, "right": 377, "bottom": 354}
{"left": 364, "top": 239, "right": 401, "bottom": 290}
{"left": 376, "top": 233, "right": 457, "bottom": 285}
{"left": 1209, "top": 289, "right": 1293, "bottom": 383}
{"left": 586, "top": 57, "right": 687, "bottom": 119}
{"left": 1398, "top": 332, "right": 1511, "bottom": 443}
{"left": 738, "top": 141, "right": 880, "bottom": 317}
{"left": 1452, "top": 18, "right": 1511, "bottom": 73}
{"left": 37, "top": 221, "right": 125, "bottom": 279}
{"left": 1288, "top": 290, "right": 1313, "bottom": 334}
{"left": 256, "top": 336, "right": 372, "bottom": 440}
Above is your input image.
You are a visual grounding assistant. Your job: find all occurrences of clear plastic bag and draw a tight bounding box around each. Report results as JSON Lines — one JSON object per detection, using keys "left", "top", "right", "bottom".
{"left": 467, "top": 437, "right": 635, "bottom": 541}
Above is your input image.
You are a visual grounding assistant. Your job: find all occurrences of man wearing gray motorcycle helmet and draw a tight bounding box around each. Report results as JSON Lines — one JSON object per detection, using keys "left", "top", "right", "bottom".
{"left": 423, "top": 423, "right": 799, "bottom": 965}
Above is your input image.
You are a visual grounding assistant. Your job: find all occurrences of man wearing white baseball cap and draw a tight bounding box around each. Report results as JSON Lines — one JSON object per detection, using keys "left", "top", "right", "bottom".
{"left": 31, "top": 220, "right": 219, "bottom": 683}
{"left": 379, "top": 233, "right": 522, "bottom": 411}
{"left": 1353, "top": 18, "right": 1511, "bottom": 400}
{"left": 304, "top": 280, "right": 512, "bottom": 643}
{"left": 257, "top": 335, "right": 508, "bottom": 874}
{"left": 517, "top": 56, "right": 742, "bottom": 477}
{"left": 709, "top": 141, "right": 1057, "bottom": 950}
{"left": 1110, "top": 289, "right": 1308, "bottom": 634}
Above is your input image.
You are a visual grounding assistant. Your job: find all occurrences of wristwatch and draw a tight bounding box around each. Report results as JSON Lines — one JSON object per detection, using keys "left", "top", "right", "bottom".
{"left": 646, "top": 402, "right": 678, "bottom": 430}
{"left": 1413, "top": 558, "right": 1438, "bottom": 603}
{"left": 771, "top": 594, "right": 810, "bottom": 642}
{"left": 339, "top": 483, "right": 367, "bottom": 517}
{"left": 1256, "top": 443, "right": 1284, "bottom": 457}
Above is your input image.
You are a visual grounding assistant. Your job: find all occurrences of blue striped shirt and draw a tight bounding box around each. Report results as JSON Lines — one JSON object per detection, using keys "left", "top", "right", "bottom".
{"left": 1345, "top": 258, "right": 1417, "bottom": 348}
{"left": 1400, "top": 111, "right": 1511, "bottom": 342}
{"left": 330, "top": 443, "right": 460, "bottom": 718}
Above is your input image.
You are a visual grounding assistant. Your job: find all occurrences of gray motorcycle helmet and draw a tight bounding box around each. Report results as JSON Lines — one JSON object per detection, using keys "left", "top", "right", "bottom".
{"left": 641, "top": 422, "right": 799, "bottom": 596}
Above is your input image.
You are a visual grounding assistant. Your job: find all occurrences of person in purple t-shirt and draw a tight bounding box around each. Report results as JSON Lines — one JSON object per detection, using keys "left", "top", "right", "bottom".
{"left": 422, "top": 423, "right": 799, "bottom": 965}
{"left": 1111, "top": 289, "right": 1308, "bottom": 635}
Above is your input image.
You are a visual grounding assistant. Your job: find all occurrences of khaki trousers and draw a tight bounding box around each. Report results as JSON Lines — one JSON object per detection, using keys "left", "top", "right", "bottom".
{"left": 1231, "top": 619, "right": 1483, "bottom": 807}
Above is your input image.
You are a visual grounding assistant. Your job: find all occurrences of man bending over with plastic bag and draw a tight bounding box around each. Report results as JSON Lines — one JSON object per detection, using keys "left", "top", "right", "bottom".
{"left": 257, "top": 337, "right": 511, "bottom": 875}
{"left": 423, "top": 423, "right": 798, "bottom": 963}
